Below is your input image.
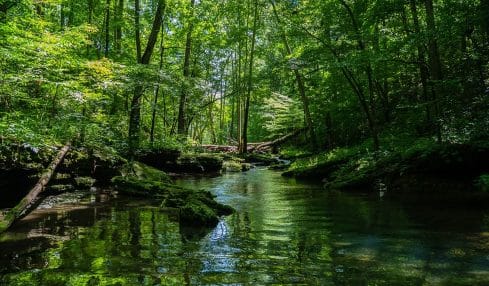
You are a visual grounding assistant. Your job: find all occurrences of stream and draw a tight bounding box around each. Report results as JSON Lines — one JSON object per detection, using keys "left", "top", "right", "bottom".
{"left": 1, "top": 167, "right": 489, "bottom": 285}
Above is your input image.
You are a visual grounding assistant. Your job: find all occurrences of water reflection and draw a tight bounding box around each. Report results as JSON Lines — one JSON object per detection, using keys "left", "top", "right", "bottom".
{"left": 1, "top": 169, "right": 489, "bottom": 285}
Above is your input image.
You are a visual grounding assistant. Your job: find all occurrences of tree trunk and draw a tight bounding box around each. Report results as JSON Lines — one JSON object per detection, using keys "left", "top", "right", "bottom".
{"left": 150, "top": 14, "right": 167, "bottom": 144}
{"left": 409, "top": 0, "right": 432, "bottom": 126}
{"left": 177, "top": 0, "right": 196, "bottom": 136}
{"left": 240, "top": 0, "right": 259, "bottom": 154}
{"left": 104, "top": 0, "right": 111, "bottom": 57}
{"left": 424, "top": 0, "right": 443, "bottom": 143}
{"left": 0, "top": 143, "right": 71, "bottom": 233}
{"left": 339, "top": 0, "right": 380, "bottom": 151}
{"left": 134, "top": 0, "right": 142, "bottom": 63}
{"left": 270, "top": 0, "right": 317, "bottom": 149}
{"left": 114, "top": 0, "right": 124, "bottom": 53}
{"left": 129, "top": 0, "right": 166, "bottom": 152}
{"left": 252, "top": 127, "right": 307, "bottom": 152}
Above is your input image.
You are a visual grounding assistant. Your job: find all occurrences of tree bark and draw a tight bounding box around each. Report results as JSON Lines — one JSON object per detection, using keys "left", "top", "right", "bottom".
{"left": 409, "top": 0, "right": 432, "bottom": 126}
{"left": 114, "top": 0, "right": 124, "bottom": 53}
{"left": 104, "top": 0, "right": 111, "bottom": 57}
{"left": 251, "top": 127, "right": 307, "bottom": 152}
{"left": 424, "top": 0, "right": 443, "bottom": 143}
{"left": 129, "top": 0, "right": 166, "bottom": 152}
{"left": 0, "top": 143, "right": 71, "bottom": 233}
{"left": 177, "top": 0, "right": 196, "bottom": 136}
{"left": 134, "top": 0, "right": 142, "bottom": 63}
{"left": 150, "top": 13, "right": 167, "bottom": 144}
{"left": 240, "top": 0, "right": 259, "bottom": 154}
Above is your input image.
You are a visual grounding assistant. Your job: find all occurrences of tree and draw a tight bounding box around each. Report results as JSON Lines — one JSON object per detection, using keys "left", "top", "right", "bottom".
{"left": 177, "top": 0, "right": 196, "bottom": 136}
{"left": 239, "top": 0, "right": 259, "bottom": 154}
{"left": 128, "top": 0, "right": 166, "bottom": 152}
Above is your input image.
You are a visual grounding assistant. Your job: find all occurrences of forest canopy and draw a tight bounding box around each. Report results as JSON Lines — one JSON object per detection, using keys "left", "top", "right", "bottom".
{"left": 0, "top": 0, "right": 487, "bottom": 154}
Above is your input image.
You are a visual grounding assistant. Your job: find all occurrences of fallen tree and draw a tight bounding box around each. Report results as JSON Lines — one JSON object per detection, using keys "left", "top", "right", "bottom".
{"left": 199, "top": 128, "right": 307, "bottom": 154}
{"left": 0, "top": 142, "right": 71, "bottom": 233}
{"left": 250, "top": 127, "right": 307, "bottom": 152}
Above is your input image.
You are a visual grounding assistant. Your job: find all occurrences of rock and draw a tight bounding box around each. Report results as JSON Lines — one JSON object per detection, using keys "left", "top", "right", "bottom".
{"left": 242, "top": 153, "right": 280, "bottom": 166}
{"left": 136, "top": 147, "right": 181, "bottom": 170}
{"left": 112, "top": 162, "right": 233, "bottom": 226}
{"left": 161, "top": 154, "right": 224, "bottom": 173}
{"left": 74, "top": 177, "right": 96, "bottom": 188}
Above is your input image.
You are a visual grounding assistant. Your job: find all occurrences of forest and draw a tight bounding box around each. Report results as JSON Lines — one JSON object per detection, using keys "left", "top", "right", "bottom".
{"left": 0, "top": 0, "right": 489, "bottom": 285}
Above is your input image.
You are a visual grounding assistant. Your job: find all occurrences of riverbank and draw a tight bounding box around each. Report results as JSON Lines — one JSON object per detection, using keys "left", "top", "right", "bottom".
{"left": 0, "top": 140, "right": 239, "bottom": 232}
{"left": 282, "top": 139, "right": 489, "bottom": 203}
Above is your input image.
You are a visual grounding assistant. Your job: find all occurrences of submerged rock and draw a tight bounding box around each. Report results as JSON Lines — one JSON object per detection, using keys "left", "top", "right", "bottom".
{"left": 223, "top": 159, "right": 251, "bottom": 172}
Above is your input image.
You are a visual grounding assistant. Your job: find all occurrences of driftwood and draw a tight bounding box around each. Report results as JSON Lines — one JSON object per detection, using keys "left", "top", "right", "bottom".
{"left": 0, "top": 142, "right": 71, "bottom": 233}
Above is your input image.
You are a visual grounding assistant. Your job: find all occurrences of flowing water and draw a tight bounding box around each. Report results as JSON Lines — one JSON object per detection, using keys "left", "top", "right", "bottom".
{"left": 1, "top": 168, "right": 489, "bottom": 285}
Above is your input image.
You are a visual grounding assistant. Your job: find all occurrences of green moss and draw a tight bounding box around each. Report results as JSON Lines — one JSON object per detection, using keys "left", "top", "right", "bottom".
{"left": 112, "top": 164, "right": 233, "bottom": 226}
{"left": 180, "top": 200, "right": 219, "bottom": 226}
{"left": 121, "top": 161, "right": 171, "bottom": 182}
{"left": 241, "top": 153, "right": 279, "bottom": 165}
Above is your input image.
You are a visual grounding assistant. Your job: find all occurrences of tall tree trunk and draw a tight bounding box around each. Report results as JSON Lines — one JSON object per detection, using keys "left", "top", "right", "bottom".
{"left": 339, "top": 0, "right": 380, "bottom": 151}
{"left": 128, "top": 0, "right": 166, "bottom": 153}
{"left": 424, "top": 0, "right": 443, "bottom": 143}
{"left": 270, "top": 0, "right": 317, "bottom": 149}
{"left": 150, "top": 13, "right": 166, "bottom": 144}
{"left": 409, "top": 0, "right": 432, "bottom": 127}
{"left": 177, "top": 0, "right": 196, "bottom": 136}
{"left": 114, "top": 0, "right": 124, "bottom": 53}
{"left": 134, "top": 0, "right": 142, "bottom": 63}
{"left": 87, "top": 0, "right": 94, "bottom": 56}
{"left": 104, "top": 0, "right": 111, "bottom": 57}
{"left": 240, "top": 0, "right": 259, "bottom": 154}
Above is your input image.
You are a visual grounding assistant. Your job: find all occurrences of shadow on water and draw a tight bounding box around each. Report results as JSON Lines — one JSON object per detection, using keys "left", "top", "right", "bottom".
{"left": 1, "top": 168, "right": 489, "bottom": 285}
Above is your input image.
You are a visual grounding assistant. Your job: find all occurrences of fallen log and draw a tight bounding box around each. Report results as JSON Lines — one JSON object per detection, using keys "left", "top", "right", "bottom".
{"left": 200, "top": 143, "right": 269, "bottom": 153}
{"left": 251, "top": 127, "right": 307, "bottom": 152}
{"left": 0, "top": 142, "right": 71, "bottom": 233}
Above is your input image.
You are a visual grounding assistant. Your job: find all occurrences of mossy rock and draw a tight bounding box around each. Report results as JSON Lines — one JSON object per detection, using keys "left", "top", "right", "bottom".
{"left": 223, "top": 160, "right": 251, "bottom": 172}
{"left": 119, "top": 161, "right": 171, "bottom": 183}
{"left": 167, "top": 153, "right": 224, "bottom": 173}
{"left": 60, "top": 147, "right": 126, "bottom": 184}
{"left": 241, "top": 153, "right": 279, "bottom": 165}
{"left": 282, "top": 157, "right": 350, "bottom": 179}
{"left": 180, "top": 200, "right": 219, "bottom": 226}
{"left": 136, "top": 147, "right": 181, "bottom": 170}
{"left": 112, "top": 163, "right": 233, "bottom": 226}
{"left": 74, "top": 177, "right": 96, "bottom": 188}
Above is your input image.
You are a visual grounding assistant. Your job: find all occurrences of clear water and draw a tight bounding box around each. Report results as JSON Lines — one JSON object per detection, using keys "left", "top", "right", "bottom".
{"left": 1, "top": 168, "right": 489, "bottom": 285}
